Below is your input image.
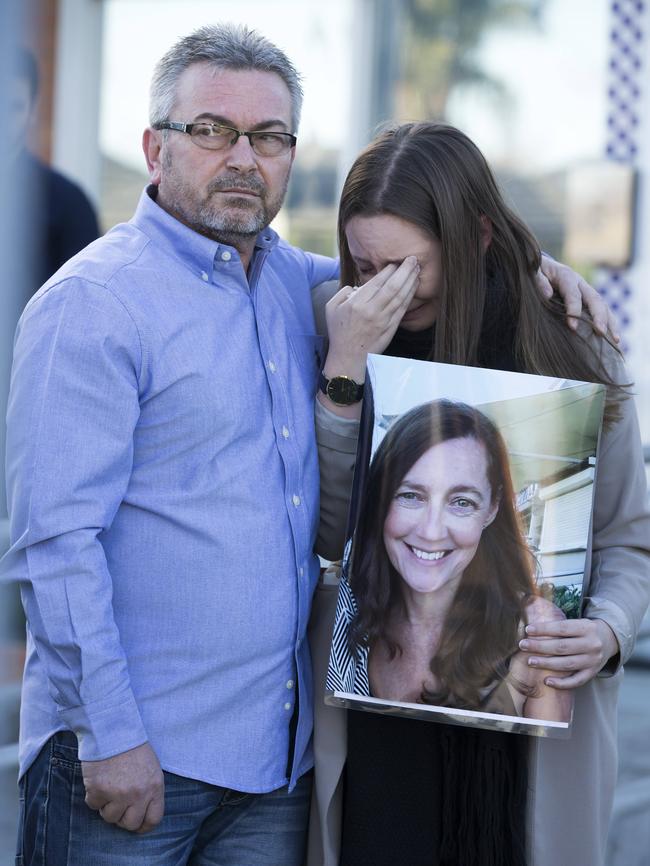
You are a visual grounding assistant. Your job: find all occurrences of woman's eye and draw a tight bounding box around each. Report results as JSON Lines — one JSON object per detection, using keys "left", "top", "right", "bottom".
{"left": 451, "top": 497, "right": 477, "bottom": 511}
{"left": 395, "top": 490, "right": 424, "bottom": 505}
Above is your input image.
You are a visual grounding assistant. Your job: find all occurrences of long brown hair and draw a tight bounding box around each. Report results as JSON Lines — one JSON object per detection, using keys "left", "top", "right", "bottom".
{"left": 349, "top": 399, "right": 537, "bottom": 709}
{"left": 338, "top": 123, "right": 623, "bottom": 412}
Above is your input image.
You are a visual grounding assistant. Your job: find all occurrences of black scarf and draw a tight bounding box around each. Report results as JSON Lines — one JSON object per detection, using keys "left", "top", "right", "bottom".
{"left": 385, "top": 268, "right": 518, "bottom": 370}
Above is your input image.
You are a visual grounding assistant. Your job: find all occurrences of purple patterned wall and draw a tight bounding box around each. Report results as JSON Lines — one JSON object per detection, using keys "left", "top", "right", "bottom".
{"left": 598, "top": 0, "right": 646, "bottom": 342}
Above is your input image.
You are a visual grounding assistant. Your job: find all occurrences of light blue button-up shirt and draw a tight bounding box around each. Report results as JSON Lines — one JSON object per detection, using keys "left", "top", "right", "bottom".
{"left": 3, "top": 188, "right": 338, "bottom": 792}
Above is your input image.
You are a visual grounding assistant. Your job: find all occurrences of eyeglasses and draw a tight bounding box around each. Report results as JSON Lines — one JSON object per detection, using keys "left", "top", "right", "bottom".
{"left": 153, "top": 121, "right": 297, "bottom": 156}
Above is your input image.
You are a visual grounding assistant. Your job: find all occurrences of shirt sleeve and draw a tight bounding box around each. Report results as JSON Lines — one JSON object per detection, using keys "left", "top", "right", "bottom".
{"left": 4, "top": 277, "right": 148, "bottom": 760}
{"left": 303, "top": 252, "right": 340, "bottom": 290}
{"left": 310, "top": 277, "right": 359, "bottom": 561}
{"left": 314, "top": 400, "right": 359, "bottom": 562}
{"left": 583, "top": 337, "right": 650, "bottom": 673}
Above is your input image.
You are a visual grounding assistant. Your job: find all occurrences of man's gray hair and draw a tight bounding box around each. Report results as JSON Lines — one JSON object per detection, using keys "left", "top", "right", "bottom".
{"left": 149, "top": 23, "right": 303, "bottom": 133}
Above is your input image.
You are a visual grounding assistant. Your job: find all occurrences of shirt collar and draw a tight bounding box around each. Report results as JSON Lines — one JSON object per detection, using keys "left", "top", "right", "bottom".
{"left": 130, "top": 185, "right": 279, "bottom": 276}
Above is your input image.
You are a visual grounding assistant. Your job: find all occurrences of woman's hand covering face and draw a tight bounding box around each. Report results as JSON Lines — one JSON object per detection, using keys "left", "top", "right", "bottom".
{"left": 323, "top": 256, "right": 421, "bottom": 381}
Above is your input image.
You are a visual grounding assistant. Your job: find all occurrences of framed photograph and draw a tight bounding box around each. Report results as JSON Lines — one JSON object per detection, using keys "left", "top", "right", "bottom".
{"left": 325, "top": 354, "right": 606, "bottom": 738}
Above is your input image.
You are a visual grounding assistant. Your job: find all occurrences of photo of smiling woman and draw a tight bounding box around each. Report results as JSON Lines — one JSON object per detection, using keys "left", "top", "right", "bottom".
{"left": 326, "top": 397, "right": 571, "bottom": 724}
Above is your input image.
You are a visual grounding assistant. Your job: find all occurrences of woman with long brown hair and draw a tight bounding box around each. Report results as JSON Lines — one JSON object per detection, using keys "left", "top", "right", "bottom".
{"left": 310, "top": 123, "right": 650, "bottom": 866}
{"left": 328, "top": 398, "right": 570, "bottom": 723}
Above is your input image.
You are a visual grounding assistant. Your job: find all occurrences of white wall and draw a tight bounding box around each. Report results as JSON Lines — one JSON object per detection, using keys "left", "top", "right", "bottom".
{"left": 52, "top": 0, "right": 104, "bottom": 206}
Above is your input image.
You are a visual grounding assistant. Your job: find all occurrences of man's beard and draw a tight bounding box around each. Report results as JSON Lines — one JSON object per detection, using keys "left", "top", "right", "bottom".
{"left": 160, "top": 154, "right": 288, "bottom": 245}
{"left": 198, "top": 173, "right": 286, "bottom": 242}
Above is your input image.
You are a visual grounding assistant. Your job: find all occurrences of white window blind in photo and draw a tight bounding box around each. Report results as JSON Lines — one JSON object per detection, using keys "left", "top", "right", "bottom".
{"left": 539, "top": 483, "right": 593, "bottom": 553}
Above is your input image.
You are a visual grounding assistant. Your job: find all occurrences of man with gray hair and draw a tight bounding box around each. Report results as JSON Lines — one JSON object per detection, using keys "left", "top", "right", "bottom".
{"left": 4, "top": 20, "right": 613, "bottom": 866}
{"left": 6, "top": 23, "right": 337, "bottom": 865}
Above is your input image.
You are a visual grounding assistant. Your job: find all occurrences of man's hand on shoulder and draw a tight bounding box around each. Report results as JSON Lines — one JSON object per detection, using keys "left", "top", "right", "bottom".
{"left": 82, "top": 741, "right": 165, "bottom": 834}
{"left": 536, "top": 254, "right": 620, "bottom": 341}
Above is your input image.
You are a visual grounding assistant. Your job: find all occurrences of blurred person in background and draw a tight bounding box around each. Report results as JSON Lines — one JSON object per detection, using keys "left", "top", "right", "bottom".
{"left": 11, "top": 46, "right": 100, "bottom": 309}
{"left": 3, "top": 24, "right": 616, "bottom": 866}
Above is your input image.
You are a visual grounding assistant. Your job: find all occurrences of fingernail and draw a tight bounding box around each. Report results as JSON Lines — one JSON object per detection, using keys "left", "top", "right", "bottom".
{"left": 528, "top": 657, "right": 540, "bottom": 667}
{"left": 519, "top": 639, "right": 530, "bottom": 650}
{"left": 525, "top": 625, "right": 538, "bottom": 635}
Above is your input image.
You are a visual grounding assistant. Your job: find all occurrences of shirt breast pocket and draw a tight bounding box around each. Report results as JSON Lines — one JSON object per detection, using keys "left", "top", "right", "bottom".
{"left": 288, "top": 333, "right": 325, "bottom": 398}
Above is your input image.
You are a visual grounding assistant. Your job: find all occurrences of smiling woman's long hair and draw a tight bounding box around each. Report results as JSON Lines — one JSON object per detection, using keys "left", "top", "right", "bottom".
{"left": 337, "top": 123, "right": 623, "bottom": 419}
{"left": 349, "top": 399, "right": 538, "bottom": 709}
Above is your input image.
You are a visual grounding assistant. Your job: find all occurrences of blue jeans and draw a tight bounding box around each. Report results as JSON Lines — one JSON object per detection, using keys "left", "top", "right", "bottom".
{"left": 17, "top": 731, "right": 311, "bottom": 866}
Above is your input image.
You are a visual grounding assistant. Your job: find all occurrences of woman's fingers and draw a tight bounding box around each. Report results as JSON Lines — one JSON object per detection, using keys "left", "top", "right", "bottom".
{"left": 325, "top": 257, "right": 421, "bottom": 359}
{"left": 518, "top": 617, "right": 619, "bottom": 687}
{"left": 358, "top": 257, "right": 417, "bottom": 298}
{"left": 327, "top": 282, "right": 362, "bottom": 309}
{"left": 384, "top": 260, "right": 421, "bottom": 319}
{"left": 543, "top": 670, "right": 595, "bottom": 689}
{"left": 523, "top": 642, "right": 601, "bottom": 689}
{"left": 342, "top": 257, "right": 419, "bottom": 309}
{"left": 369, "top": 257, "right": 420, "bottom": 312}
{"left": 349, "top": 258, "right": 420, "bottom": 338}
{"left": 520, "top": 620, "right": 596, "bottom": 661}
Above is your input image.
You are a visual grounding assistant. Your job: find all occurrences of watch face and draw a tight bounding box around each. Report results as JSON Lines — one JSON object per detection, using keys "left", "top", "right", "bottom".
{"left": 327, "top": 376, "right": 362, "bottom": 405}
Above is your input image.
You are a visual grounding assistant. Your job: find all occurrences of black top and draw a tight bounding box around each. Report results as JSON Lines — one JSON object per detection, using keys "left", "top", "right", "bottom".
{"left": 340, "top": 278, "right": 527, "bottom": 866}
{"left": 342, "top": 713, "right": 528, "bottom": 866}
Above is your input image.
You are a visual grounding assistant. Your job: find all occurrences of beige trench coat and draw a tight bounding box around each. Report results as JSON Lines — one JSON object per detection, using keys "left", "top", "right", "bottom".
{"left": 309, "top": 283, "right": 650, "bottom": 866}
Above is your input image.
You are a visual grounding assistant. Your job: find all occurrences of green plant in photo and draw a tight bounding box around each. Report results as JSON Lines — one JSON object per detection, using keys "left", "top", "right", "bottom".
{"left": 551, "top": 584, "right": 583, "bottom": 619}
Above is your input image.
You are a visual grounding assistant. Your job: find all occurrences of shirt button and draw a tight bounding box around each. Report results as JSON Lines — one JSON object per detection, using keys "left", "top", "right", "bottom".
{"left": 201, "top": 271, "right": 209, "bottom": 281}
{"left": 286, "top": 680, "right": 294, "bottom": 689}
{"left": 268, "top": 360, "right": 277, "bottom": 373}
{"left": 299, "top": 567, "right": 304, "bottom": 577}
{"left": 284, "top": 702, "right": 292, "bottom": 711}
{"left": 221, "top": 250, "right": 232, "bottom": 261}
{"left": 292, "top": 494, "right": 301, "bottom": 507}
{"left": 282, "top": 426, "right": 290, "bottom": 439}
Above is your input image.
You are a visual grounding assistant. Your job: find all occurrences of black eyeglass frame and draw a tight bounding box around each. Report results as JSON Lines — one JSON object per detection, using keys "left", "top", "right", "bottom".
{"left": 153, "top": 121, "right": 297, "bottom": 155}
